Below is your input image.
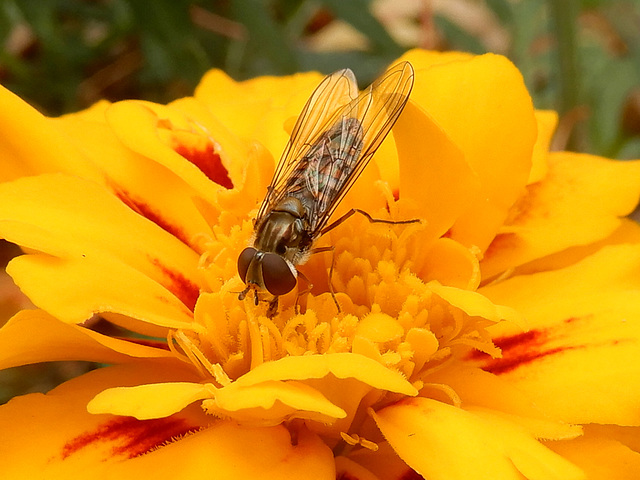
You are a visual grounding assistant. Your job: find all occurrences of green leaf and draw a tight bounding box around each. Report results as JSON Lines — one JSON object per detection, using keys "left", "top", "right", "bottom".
{"left": 229, "top": 0, "right": 299, "bottom": 75}
{"left": 321, "top": 0, "right": 402, "bottom": 55}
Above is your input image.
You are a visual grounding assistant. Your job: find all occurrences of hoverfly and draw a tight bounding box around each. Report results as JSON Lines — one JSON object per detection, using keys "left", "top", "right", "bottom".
{"left": 238, "top": 61, "right": 415, "bottom": 316}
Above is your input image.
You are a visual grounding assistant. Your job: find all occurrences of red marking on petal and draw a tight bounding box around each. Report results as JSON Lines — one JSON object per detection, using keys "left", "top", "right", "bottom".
{"left": 392, "top": 189, "right": 400, "bottom": 202}
{"left": 469, "top": 327, "right": 581, "bottom": 375}
{"left": 62, "top": 416, "right": 197, "bottom": 460}
{"left": 174, "top": 142, "right": 234, "bottom": 189}
{"left": 113, "top": 187, "right": 193, "bottom": 249}
{"left": 150, "top": 257, "right": 200, "bottom": 311}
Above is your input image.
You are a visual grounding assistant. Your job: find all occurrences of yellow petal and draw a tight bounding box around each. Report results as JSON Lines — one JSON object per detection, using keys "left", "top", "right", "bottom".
{"left": 105, "top": 101, "right": 233, "bottom": 205}
{"left": 373, "top": 398, "right": 584, "bottom": 480}
{"left": 0, "top": 85, "right": 97, "bottom": 181}
{"left": 0, "top": 362, "right": 206, "bottom": 477}
{"left": 0, "top": 174, "right": 201, "bottom": 297}
{"left": 394, "top": 99, "right": 479, "bottom": 239}
{"left": 0, "top": 309, "right": 174, "bottom": 370}
{"left": 347, "top": 442, "right": 418, "bottom": 480}
{"left": 233, "top": 352, "right": 417, "bottom": 396}
{"left": 479, "top": 244, "right": 640, "bottom": 425}
{"left": 52, "top": 112, "right": 218, "bottom": 251}
{"left": 195, "top": 68, "right": 324, "bottom": 160}
{"left": 548, "top": 435, "right": 640, "bottom": 480}
{"left": 514, "top": 218, "right": 640, "bottom": 275}
{"left": 482, "top": 152, "right": 640, "bottom": 278}
{"left": 528, "top": 110, "right": 558, "bottom": 184}
{"left": 356, "top": 312, "right": 404, "bottom": 343}
{"left": 0, "top": 174, "right": 203, "bottom": 331}
{"left": 426, "top": 366, "right": 587, "bottom": 445}
{"left": 408, "top": 53, "right": 537, "bottom": 251}
{"left": 417, "top": 237, "right": 481, "bottom": 290}
{"left": 88, "top": 382, "right": 211, "bottom": 420}
{"left": 428, "top": 282, "right": 524, "bottom": 327}
{"left": 7, "top": 253, "right": 199, "bottom": 335}
{"left": 203, "top": 380, "right": 346, "bottom": 425}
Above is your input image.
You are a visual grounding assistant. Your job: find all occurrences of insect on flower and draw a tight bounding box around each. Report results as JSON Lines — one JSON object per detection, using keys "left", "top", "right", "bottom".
{"left": 238, "top": 61, "right": 415, "bottom": 316}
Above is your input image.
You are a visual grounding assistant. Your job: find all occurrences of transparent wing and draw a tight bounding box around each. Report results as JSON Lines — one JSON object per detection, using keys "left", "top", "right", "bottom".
{"left": 256, "top": 61, "right": 415, "bottom": 237}
{"left": 309, "top": 61, "right": 415, "bottom": 234}
{"left": 255, "top": 68, "right": 359, "bottom": 223}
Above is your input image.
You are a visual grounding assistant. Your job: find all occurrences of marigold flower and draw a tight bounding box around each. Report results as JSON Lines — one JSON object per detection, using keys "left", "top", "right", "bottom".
{"left": 2, "top": 49, "right": 640, "bottom": 479}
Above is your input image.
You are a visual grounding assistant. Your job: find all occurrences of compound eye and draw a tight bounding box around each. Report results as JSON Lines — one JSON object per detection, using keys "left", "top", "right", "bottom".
{"left": 261, "top": 253, "right": 297, "bottom": 296}
{"left": 238, "top": 247, "right": 257, "bottom": 282}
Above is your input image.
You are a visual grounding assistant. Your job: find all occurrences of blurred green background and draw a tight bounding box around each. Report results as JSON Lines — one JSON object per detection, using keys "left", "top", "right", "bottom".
{"left": 1, "top": 0, "right": 640, "bottom": 157}
{"left": 1, "top": 0, "right": 640, "bottom": 402}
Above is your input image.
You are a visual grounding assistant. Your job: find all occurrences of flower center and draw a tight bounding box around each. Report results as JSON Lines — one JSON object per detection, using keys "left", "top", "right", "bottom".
{"left": 180, "top": 201, "right": 501, "bottom": 390}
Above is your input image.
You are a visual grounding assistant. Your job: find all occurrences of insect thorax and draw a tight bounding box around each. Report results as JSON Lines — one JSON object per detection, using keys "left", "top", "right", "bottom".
{"left": 254, "top": 196, "right": 312, "bottom": 264}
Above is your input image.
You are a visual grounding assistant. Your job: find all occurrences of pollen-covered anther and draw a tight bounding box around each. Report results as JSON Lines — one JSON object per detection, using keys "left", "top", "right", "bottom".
{"left": 170, "top": 329, "right": 231, "bottom": 386}
{"left": 340, "top": 432, "right": 379, "bottom": 452}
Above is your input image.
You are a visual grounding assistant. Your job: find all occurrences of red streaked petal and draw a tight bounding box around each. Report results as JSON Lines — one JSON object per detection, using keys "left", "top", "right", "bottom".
{"left": 7, "top": 253, "right": 198, "bottom": 334}
{"left": 480, "top": 244, "right": 640, "bottom": 425}
{"left": 0, "top": 362, "right": 334, "bottom": 479}
{"left": 0, "top": 174, "right": 202, "bottom": 314}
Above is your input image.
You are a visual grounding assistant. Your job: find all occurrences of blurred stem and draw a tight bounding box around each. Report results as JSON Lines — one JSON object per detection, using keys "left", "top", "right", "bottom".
{"left": 548, "top": 0, "right": 582, "bottom": 150}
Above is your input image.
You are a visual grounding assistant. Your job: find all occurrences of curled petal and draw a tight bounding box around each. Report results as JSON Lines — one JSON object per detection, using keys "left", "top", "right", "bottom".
{"left": 528, "top": 110, "right": 558, "bottom": 184}
{"left": 203, "top": 380, "right": 347, "bottom": 425}
{"left": 88, "top": 382, "right": 212, "bottom": 420}
{"left": 394, "top": 99, "right": 478, "bottom": 240}
{"left": 428, "top": 282, "right": 524, "bottom": 328}
{"left": 233, "top": 352, "right": 417, "bottom": 396}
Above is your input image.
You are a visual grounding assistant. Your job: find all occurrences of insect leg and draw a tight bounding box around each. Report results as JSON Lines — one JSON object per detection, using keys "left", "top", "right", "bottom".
{"left": 320, "top": 208, "right": 420, "bottom": 236}
{"left": 266, "top": 296, "right": 279, "bottom": 318}
{"left": 294, "top": 270, "right": 312, "bottom": 315}
{"left": 309, "top": 245, "right": 340, "bottom": 314}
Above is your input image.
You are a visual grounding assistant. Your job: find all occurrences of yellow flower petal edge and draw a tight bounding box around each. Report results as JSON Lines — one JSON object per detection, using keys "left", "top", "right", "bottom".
{"left": 482, "top": 152, "right": 640, "bottom": 278}
{"left": 394, "top": 99, "right": 478, "bottom": 240}
{"left": 528, "top": 110, "right": 558, "bottom": 184}
{"left": 202, "top": 380, "right": 347, "bottom": 425}
{"left": 233, "top": 352, "right": 417, "bottom": 395}
{"left": 87, "top": 382, "right": 212, "bottom": 420}
{"left": 403, "top": 49, "right": 537, "bottom": 251}
{"left": 428, "top": 281, "right": 525, "bottom": 329}
{"left": 0, "top": 85, "right": 97, "bottom": 181}
{"left": 0, "top": 309, "right": 174, "bottom": 370}
{"left": 373, "top": 398, "right": 585, "bottom": 480}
